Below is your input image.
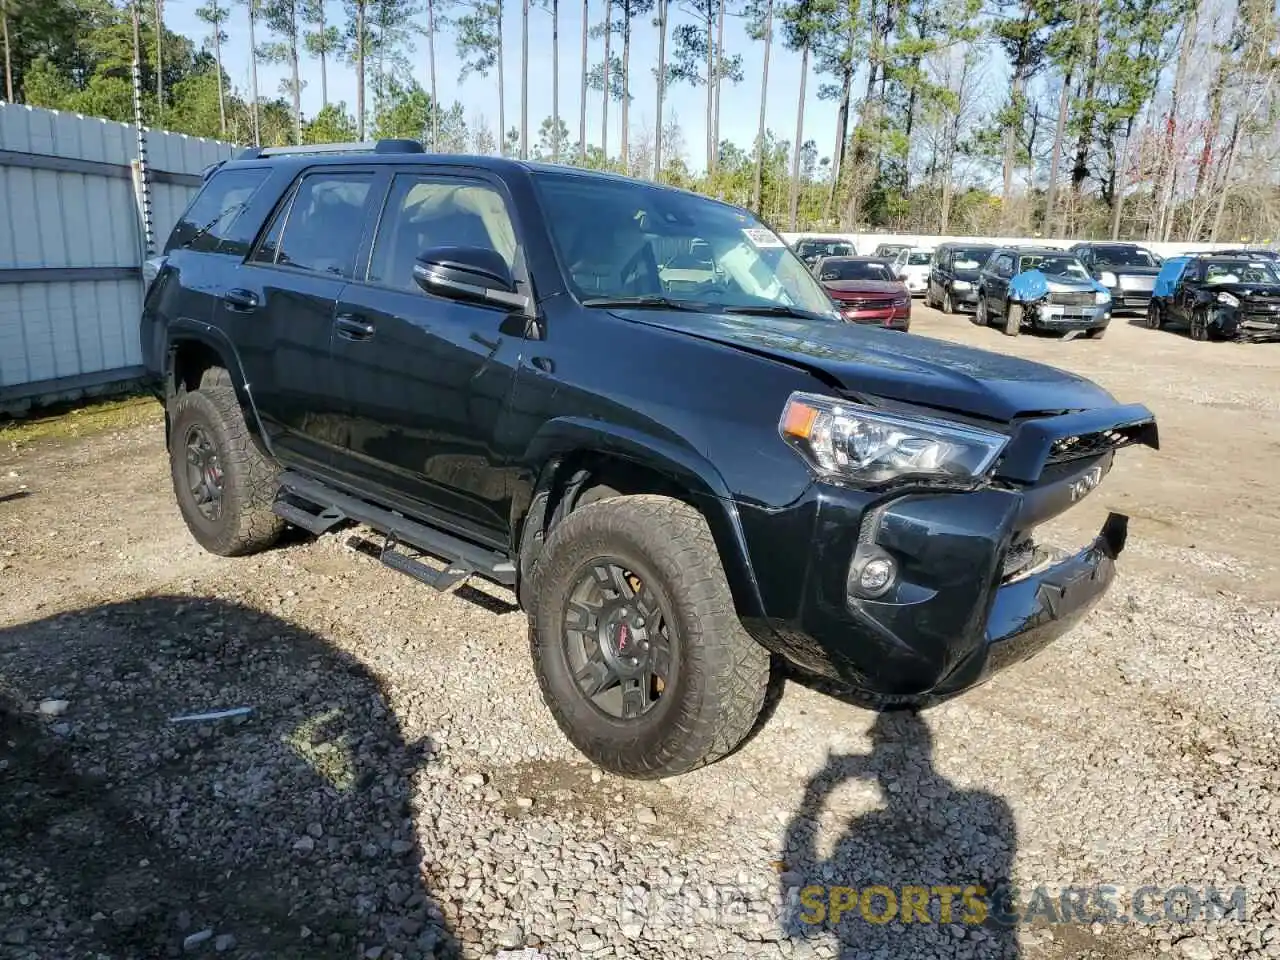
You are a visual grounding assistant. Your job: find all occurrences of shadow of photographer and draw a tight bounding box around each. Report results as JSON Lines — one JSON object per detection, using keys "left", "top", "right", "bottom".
{"left": 780, "top": 710, "right": 1021, "bottom": 958}
{"left": 0, "top": 595, "right": 459, "bottom": 959}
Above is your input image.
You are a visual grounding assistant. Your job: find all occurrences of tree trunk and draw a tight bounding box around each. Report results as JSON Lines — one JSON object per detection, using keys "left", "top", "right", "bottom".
{"left": 823, "top": 66, "right": 851, "bottom": 222}
{"left": 704, "top": 6, "right": 713, "bottom": 174}
{"left": 1070, "top": 0, "right": 1099, "bottom": 192}
{"left": 154, "top": 0, "right": 164, "bottom": 114}
{"left": 654, "top": 0, "right": 666, "bottom": 179}
{"left": 290, "top": 5, "right": 301, "bottom": 143}
{"left": 787, "top": 42, "right": 808, "bottom": 230}
{"left": 521, "top": 0, "right": 529, "bottom": 158}
{"left": 621, "top": 12, "right": 630, "bottom": 169}
{"left": 1153, "top": 1, "right": 1196, "bottom": 240}
{"left": 601, "top": 0, "right": 611, "bottom": 160}
{"left": 1000, "top": 67, "right": 1023, "bottom": 225}
{"left": 2, "top": 0, "right": 13, "bottom": 104}
{"left": 579, "top": 0, "right": 588, "bottom": 161}
{"left": 712, "top": 0, "right": 725, "bottom": 169}
{"left": 213, "top": 13, "right": 226, "bottom": 135}
{"left": 1207, "top": 117, "right": 1240, "bottom": 242}
{"left": 750, "top": 0, "right": 772, "bottom": 213}
{"left": 427, "top": 0, "right": 437, "bottom": 146}
{"left": 1044, "top": 70, "right": 1071, "bottom": 237}
{"left": 552, "top": 0, "right": 559, "bottom": 161}
{"left": 249, "top": 0, "right": 261, "bottom": 144}
{"left": 354, "top": 0, "right": 364, "bottom": 139}
{"left": 497, "top": 2, "right": 506, "bottom": 155}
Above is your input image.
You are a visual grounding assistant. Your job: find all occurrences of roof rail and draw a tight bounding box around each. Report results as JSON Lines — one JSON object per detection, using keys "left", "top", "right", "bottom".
{"left": 234, "top": 139, "right": 425, "bottom": 161}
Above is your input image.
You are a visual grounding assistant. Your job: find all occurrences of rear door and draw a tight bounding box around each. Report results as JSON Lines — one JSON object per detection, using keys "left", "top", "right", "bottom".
{"left": 328, "top": 168, "right": 531, "bottom": 547}
{"left": 228, "top": 166, "right": 386, "bottom": 473}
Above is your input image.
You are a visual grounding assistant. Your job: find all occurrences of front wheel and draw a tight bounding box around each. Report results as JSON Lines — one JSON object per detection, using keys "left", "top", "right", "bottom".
{"left": 529, "top": 495, "right": 770, "bottom": 778}
{"left": 1147, "top": 302, "right": 1164, "bottom": 330}
{"left": 168, "top": 367, "right": 284, "bottom": 556}
{"left": 943, "top": 289, "right": 956, "bottom": 314}
{"left": 973, "top": 294, "right": 989, "bottom": 326}
{"left": 1190, "top": 308, "right": 1209, "bottom": 341}
{"left": 1004, "top": 302, "right": 1023, "bottom": 337}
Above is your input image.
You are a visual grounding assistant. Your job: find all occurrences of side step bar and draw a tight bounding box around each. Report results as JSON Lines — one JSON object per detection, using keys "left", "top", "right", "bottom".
{"left": 273, "top": 471, "right": 517, "bottom": 590}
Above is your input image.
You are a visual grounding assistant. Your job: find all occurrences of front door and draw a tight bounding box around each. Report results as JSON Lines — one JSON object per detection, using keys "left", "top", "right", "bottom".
{"left": 985, "top": 253, "right": 1015, "bottom": 316}
{"left": 329, "top": 170, "right": 531, "bottom": 546}
{"left": 229, "top": 167, "right": 382, "bottom": 473}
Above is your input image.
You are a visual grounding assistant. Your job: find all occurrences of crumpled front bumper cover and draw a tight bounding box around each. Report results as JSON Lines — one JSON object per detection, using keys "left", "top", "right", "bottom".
{"left": 746, "top": 481, "right": 1129, "bottom": 699}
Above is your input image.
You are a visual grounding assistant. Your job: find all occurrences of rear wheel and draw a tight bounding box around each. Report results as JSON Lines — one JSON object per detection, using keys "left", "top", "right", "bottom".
{"left": 529, "top": 495, "right": 769, "bottom": 778}
{"left": 1003, "top": 302, "right": 1023, "bottom": 337}
{"left": 168, "top": 367, "right": 284, "bottom": 557}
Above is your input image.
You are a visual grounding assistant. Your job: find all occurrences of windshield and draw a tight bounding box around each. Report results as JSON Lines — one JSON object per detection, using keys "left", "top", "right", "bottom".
{"left": 819, "top": 259, "right": 895, "bottom": 282}
{"left": 951, "top": 248, "right": 992, "bottom": 271}
{"left": 1019, "top": 254, "right": 1090, "bottom": 281}
{"left": 906, "top": 252, "right": 932, "bottom": 266}
{"left": 1093, "top": 246, "right": 1159, "bottom": 267}
{"left": 534, "top": 172, "right": 839, "bottom": 318}
{"left": 1204, "top": 260, "right": 1280, "bottom": 284}
{"left": 798, "top": 240, "right": 853, "bottom": 258}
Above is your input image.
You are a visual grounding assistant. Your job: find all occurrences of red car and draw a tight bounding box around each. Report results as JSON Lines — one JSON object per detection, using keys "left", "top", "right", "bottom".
{"left": 815, "top": 256, "right": 912, "bottom": 330}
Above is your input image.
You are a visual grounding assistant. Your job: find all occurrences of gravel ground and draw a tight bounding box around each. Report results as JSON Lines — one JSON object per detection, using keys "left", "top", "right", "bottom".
{"left": 1, "top": 308, "right": 1277, "bottom": 960}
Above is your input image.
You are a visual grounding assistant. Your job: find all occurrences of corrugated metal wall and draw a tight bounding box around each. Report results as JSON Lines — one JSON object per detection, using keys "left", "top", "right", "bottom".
{"left": 0, "top": 104, "right": 237, "bottom": 411}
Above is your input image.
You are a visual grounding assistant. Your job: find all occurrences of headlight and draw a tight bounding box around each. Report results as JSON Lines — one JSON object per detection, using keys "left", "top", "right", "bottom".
{"left": 1095, "top": 290, "right": 1111, "bottom": 304}
{"left": 952, "top": 280, "right": 971, "bottom": 291}
{"left": 779, "top": 393, "right": 1009, "bottom": 486}
{"left": 1217, "top": 291, "right": 1241, "bottom": 307}
{"left": 1099, "top": 271, "right": 1118, "bottom": 287}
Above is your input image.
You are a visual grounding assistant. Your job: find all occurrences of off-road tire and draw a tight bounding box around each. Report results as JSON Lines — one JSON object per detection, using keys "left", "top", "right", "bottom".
{"left": 1003, "top": 302, "right": 1023, "bottom": 337}
{"left": 528, "top": 494, "right": 770, "bottom": 778}
{"left": 168, "top": 367, "right": 284, "bottom": 557}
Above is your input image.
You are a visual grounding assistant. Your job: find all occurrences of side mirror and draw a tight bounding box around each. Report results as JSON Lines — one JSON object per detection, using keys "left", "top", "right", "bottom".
{"left": 413, "top": 245, "right": 531, "bottom": 312}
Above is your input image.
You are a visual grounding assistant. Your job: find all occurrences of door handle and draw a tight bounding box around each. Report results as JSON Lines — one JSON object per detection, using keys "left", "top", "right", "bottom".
{"left": 223, "top": 288, "right": 259, "bottom": 311}
{"left": 335, "top": 314, "right": 375, "bottom": 340}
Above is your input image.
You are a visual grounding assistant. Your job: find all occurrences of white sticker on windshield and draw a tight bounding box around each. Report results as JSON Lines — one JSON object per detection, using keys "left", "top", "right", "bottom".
{"left": 1251, "top": 262, "right": 1267, "bottom": 269}
{"left": 743, "top": 228, "right": 785, "bottom": 248}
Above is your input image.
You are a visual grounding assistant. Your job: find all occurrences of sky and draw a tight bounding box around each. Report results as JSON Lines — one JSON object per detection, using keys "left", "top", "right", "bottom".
{"left": 164, "top": 0, "right": 857, "bottom": 169}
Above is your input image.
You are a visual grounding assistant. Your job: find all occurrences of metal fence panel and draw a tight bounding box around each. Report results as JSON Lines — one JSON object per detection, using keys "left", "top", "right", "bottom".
{"left": 0, "top": 103, "right": 237, "bottom": 411}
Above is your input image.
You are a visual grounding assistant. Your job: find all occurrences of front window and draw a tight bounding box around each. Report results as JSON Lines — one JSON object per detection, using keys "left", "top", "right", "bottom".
{"left": 819, "top": 259, "right": 895, "bottom": 282}
{"left": 533, "top": 172, "right": 839, "bottom": 319}
{"left": 950, "top": 248, "right": 992, "bottom": 271}
{"left": 1018, "top": 254, "right": 1090, "bottom": 281}
{"left": 1203, "top": 260, "right": 1280, "bottom": 284}
{"left": 1092, "top": 246, "right": 1160, "bottom": 268}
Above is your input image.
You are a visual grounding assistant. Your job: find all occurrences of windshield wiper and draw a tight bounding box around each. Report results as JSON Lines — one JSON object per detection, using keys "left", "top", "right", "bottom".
{"left": 720, "top": 304, "right": 836, "bottom": 322}
{"left": 581, "top": 295, "right": 709, "bottom": 312}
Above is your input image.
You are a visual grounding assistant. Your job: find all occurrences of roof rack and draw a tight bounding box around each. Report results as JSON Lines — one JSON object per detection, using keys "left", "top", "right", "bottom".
{"left": 235, "top": 138, "right": 425, "bottom": 161}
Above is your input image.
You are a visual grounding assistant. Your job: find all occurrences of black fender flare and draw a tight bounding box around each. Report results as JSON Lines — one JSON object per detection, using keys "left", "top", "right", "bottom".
{"left": 514, "top": 417, "right": 766, "bottom": 619}
{"left": 166, "top": 318, "right": 275, "bottom": 458}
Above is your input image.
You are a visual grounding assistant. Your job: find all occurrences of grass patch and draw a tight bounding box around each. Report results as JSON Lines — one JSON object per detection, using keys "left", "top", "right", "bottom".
{"left": 1, "top": 394, "right": 161, "bottom": 453}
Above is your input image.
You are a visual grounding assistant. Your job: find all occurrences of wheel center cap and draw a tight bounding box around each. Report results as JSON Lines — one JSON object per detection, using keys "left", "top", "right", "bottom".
{"left": 599, "top": 605, "right": 649, "bottom": 677}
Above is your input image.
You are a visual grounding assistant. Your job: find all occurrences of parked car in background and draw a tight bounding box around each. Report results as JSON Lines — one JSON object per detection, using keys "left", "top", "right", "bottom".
{"left": 814, "top": 256, "right": 911, "bottom": 330}
{"left": 975, "top": 247, "right": 1112, "bottom": 338}
{"left": 1069, "top": 242, "right": 1163, "bottom": 314}
{"left": 1209, "top": 248, "right": 1280, "bottom": 261}
{"left": 873, "top": 242, "right": 911, "bottom": 259}
{"left": 794, "top": 236, "right": 856, "bottom": 268}
{"left": 890, "top": 247, "right": 935, "bottom": 297}
{"left": 1147, "top": 254, "right": 1280, "bottom": 341}
{"left": 926, "top": 243, "right": 996, "bottom": 314}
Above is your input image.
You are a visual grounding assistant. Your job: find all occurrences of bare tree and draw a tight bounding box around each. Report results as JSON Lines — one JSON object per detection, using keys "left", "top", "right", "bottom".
{"left": 748, "top": 0, "right": 773, "bottom": 212}
{"left": 579, "top": 0, "right": 589, "bottom": 160}
{"left": 654, "top": 0, "right": 668, "bottom": 177}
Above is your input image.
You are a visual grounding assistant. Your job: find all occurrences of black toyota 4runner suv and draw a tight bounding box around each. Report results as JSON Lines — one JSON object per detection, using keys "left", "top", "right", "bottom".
{"left": 141, "top": 140, "right": 1159, "bottom": 779}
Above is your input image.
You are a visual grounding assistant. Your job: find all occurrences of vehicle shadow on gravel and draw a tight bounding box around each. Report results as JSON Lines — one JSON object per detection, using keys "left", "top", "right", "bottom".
{"left": 0, "top": 596, "right": 459, "bottom": 960}
{"left": 779, "top": 711, "right": 1020, "bottom": 958}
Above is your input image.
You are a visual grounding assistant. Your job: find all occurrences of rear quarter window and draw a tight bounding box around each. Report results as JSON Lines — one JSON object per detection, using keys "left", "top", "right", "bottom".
{"left": 165, "top": 168, "right": 272, "bottom": 255}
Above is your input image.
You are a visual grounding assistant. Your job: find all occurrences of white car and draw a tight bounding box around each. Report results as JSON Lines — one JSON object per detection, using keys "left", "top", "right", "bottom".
{"left": 891, "top": 247, "right": 936, "bottom": 296}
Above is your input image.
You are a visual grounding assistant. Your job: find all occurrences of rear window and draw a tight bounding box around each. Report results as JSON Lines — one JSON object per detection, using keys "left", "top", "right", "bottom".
{"left": 819, "top": 259, "right": 893, "bottom": 282}
{"left": 165, "top": 168, "right": 271, "bottom": 255}
{"left": 907, "top": 252, "right": 932, "bottom": 265}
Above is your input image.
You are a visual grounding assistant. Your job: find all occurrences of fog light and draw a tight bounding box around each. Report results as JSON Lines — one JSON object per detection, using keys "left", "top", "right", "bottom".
{"left": 847, "top": 548, "right": 898, "bottom": 600}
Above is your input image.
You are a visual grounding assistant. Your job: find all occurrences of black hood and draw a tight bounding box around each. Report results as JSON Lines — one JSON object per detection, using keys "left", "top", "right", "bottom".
{"left": 615, "top": 309, "right": 1117, "bottom": 422}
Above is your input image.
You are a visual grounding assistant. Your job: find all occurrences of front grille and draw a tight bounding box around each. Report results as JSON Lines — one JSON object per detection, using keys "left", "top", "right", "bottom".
{"left": 1049, "top": 291, "right": 1095, "bottom": 306}
{"left": 1243, "top": 299, "right": 1280, "bottom": 319}
{"left": 1047, "top": 423, "right": 1150, "bottom": 465}
{"left": 839, "top": 297, "right": 894, "bottom": 310}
